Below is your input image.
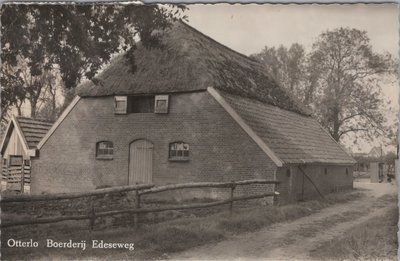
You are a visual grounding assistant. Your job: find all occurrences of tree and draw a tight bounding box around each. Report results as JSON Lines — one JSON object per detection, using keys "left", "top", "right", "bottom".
{"left": 253, "top": 28, "right": 393, "bottom": 144}
{"left": 251, "top": 43, "right": 307, "bottom": 101}
{"left": 1, "top": 4, "right": 186, "bottom": 122}
{"left": 309, "top": 28, "right": 393, "bottom": 142}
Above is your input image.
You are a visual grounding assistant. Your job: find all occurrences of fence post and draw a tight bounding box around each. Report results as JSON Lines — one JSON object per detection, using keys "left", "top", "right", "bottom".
{"left": 229, "top": 182, "right": 236, "bottom": 216}
{"left": 134, "top": 188, "right": 141, "bottom": 229}
{"left": 89, "top": 204, "right": 95, "bottom": 231}
{"left": 273, "top": 182, "right": 279, "bottom": 206}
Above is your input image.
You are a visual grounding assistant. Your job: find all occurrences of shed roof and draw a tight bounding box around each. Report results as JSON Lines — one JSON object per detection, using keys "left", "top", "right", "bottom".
{"left": 0, "top": 116, "right": 54, "bottom": 157}
{"left": 219, "top": 90, "right": 356, "bottom": 165}
{"left": 16, "top": 117, "right": 54, "bottom": 149}
{"left": 76, "top": 21, "right": 309, "bottom": 116}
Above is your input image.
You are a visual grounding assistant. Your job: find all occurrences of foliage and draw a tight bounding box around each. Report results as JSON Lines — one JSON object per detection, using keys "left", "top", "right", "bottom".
{"left": 253, "top": 27, "right": 394, "bottom": 143}
{"left": 1, "top": 4, "right": 186, "bottom": 121}
{"left": 310, "top": 28, "right": 393, "bottom": 142}
{"left": 250, "top": 43, "right": 307, "bottom": 101}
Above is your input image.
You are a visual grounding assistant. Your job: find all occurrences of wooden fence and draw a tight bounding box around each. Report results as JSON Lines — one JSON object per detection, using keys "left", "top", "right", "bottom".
{"left": 1, "top": 179, "right": 279, "bottom": 229}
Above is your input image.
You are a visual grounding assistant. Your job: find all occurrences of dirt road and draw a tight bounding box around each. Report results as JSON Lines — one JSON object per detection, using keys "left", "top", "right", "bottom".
{"left": 169, "top": 182, "right": 397, "bottom": 261}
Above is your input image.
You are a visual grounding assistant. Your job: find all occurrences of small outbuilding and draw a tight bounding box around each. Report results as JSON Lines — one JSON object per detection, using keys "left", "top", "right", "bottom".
{"left": 0, "top": 116, "right": 53, "bottom": 192}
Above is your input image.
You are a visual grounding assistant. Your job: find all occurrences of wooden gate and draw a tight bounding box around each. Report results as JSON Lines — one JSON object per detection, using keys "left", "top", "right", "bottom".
{"left": 129, "top": 139, "right": 153, "bottom": 184}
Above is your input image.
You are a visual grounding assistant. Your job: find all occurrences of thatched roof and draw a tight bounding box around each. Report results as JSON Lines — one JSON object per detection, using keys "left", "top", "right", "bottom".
{"left": 76, "top": 21, "right": 309, "bottom": 115}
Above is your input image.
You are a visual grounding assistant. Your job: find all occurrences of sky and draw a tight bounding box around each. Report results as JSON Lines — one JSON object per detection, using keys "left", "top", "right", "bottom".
{"left": 185, "top": 4, "right": 399, "bottom": 153}
{"left": 14, "top": 4, "right": 399, "bottom": 153}
{"left": 186, "top": 4, "right": 398, "bottom": 56}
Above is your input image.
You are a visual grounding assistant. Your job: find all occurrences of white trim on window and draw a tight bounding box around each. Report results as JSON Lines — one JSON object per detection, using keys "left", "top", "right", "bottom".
{"left": 169, "top": 141, "right": 189, "bottom": 161}
{"left": 154, "top": 95, "right": 169, "bottom": 114}
{"left": 96, "top": 141, "right": 114, "bottom": 160}
{"left": 114, "top": 96, "right": 128, "bottom": 114}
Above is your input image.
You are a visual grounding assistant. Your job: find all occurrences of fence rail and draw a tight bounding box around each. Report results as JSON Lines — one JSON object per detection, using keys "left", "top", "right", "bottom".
{"left": 1, "top": 183, "right": 155, "bottom": 203}
{"left": 1, "top": 179, "right": 279, "bottom": 229}
{"left": 139, "top": 179, "right": 279, "bottom": 195}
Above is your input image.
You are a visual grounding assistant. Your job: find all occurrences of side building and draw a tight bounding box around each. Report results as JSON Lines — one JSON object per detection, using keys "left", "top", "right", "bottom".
{"left": 0, "top": 116, "right": 53, "bottom": 193}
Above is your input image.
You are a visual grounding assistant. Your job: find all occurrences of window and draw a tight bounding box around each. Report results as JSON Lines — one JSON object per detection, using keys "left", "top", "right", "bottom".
{"left": 169, "top": 142, "right": 189, "bottom": 161}
{"left": 9, "top": 156, "right": 23, "bottom": 166}
{"left": 154, "top": 95, "right": 169, "bottom": 114}
{"left": 96, "top": 141, "right": 114, "bottom": 159}
{"left": 286, "top": 169, "right": 291, "bottom": 177}
{"left": 114, "top": 96, "right": 127, "bottom": 114}
{"left": 346, "top": 168, "right": 349, "bottom": 175}
{"left": 24, "top": 160, "right": 31, "bottom": 166}
{"left": 128, "top": 96, "right": 155, "bottom": 113}
{"left": 3, "top": 159, "right": 7, "bottom": 166}
{"left": 116, "top": 95, "right": 170, "bottom": 114}
{"left": 324, "top": 168, "right": 328, "bottom": 175}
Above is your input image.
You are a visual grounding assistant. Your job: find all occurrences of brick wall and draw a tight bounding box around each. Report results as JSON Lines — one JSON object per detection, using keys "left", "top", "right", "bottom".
{"left": 276, "top": 164, "right": 354, "bottom": 204}
{"left": 31, "top": 91, "right": 278, "bottom": 198}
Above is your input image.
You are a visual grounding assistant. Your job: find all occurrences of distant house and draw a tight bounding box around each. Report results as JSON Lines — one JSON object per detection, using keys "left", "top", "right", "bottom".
{"left": 354, "top": 146, "right": 394, "bottom": 183}
{"left": 30, "top": 22, "right": 355, "bottom": 203}
{"left": 367, "top": 146, "right": 384, "bottom": 159}
{"left": 0, "top": 116, "right": 53, "bottom": 192}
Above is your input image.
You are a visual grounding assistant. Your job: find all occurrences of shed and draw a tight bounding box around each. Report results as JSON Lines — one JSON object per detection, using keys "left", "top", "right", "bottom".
{"left": 0, "top": 116, "right": 53, "bottom": 192}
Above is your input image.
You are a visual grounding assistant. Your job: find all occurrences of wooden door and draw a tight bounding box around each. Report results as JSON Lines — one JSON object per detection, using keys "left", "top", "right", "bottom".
{"left": 129, "top": 140, "right": 153, "bottom": 184}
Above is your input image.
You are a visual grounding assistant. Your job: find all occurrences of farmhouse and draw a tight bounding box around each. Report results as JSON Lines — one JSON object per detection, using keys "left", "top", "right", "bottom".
{"left": 0, "top": 116, "right": 53, "bottom": 192}
{"left": 30, "top": 22, "right": 355, "bottom": 203}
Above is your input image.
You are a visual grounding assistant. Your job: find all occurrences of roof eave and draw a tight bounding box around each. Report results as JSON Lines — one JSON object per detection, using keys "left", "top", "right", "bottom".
{"left": 281, "top": 161, "right": 357, "bottom": 166}
{"left": 37, "top": 96, "right": 81, "bottom": 150}
{"left": 0, "top": 118, "right": 14, "bottom": 156}
{"left": 0, "top": 115, "right": 31, "bottom": 157}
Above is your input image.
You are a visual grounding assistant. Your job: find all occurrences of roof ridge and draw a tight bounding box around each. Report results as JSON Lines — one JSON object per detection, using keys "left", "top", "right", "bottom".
{"left": 176, "top": 21, "right": 311, "bottom": 116}
{"left": 178, "top": 21, "right": 260, "bottom": 65}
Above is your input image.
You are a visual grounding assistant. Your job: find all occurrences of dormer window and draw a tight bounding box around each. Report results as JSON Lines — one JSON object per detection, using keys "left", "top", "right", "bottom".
{"left": 129, "top": 96, "right": 155, "bottom": 113}
{"left": 114, "top": 95, "right": 170, "bottom": 114}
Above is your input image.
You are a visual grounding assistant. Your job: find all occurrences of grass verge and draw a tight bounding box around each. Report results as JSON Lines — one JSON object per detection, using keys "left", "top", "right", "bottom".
{"left": 1, "top": 190, "right": 364, "bottom": 260}
{"left": 310, "top": 199, "right": 398, "bottom": 260}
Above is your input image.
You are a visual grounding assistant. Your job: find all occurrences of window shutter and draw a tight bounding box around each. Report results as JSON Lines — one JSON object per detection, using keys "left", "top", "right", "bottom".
{"left": 114, "top": 96, "right": 127, "bottom": 114}
{"left": 154, "top": 95, "right": 169, "bottom": 114}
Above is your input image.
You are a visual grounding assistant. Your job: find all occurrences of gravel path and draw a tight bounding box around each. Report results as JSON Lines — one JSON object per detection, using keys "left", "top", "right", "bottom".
{"left": 168, "top": 182, "right": 397, "bottom": 261}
